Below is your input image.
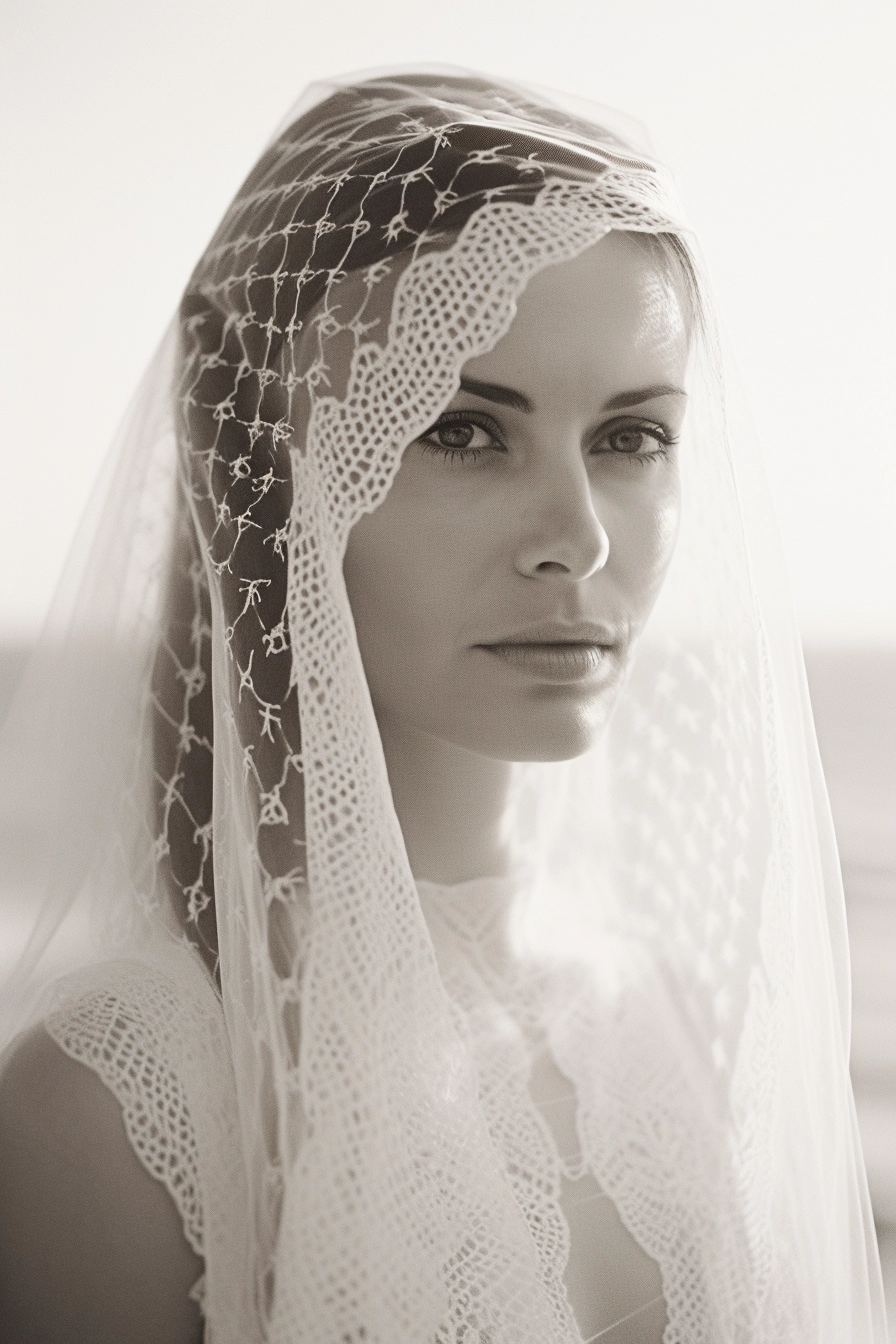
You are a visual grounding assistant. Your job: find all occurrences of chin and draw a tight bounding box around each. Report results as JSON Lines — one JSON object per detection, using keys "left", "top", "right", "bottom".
{"left": 477, "top": 690, "right": 621, "bottom": 764}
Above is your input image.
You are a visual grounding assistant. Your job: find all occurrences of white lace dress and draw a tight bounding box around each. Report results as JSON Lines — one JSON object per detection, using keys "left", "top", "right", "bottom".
{"left": 42, "top": 877, "right": 670, "bottom": 1344}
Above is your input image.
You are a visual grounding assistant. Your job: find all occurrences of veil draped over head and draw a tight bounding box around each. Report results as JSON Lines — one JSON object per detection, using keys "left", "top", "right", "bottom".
{"left": 0, "top": 68, "right": 887, "bottom": 1342}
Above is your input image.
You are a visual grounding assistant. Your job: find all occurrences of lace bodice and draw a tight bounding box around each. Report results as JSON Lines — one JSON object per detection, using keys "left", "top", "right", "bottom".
{"left": 41, "top": 879, "right": 669, "bottom": 1344}
{"left": 418, "top": 876, "right": 668, "bottom": 1342}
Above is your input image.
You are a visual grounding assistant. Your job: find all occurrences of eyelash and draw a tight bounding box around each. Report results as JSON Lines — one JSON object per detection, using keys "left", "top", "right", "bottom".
{"left": 417, "top": 411, "right": 679, "bottom": 465}
{"left": 417, "top": 410, "right": 507, "bottom": 463}
{"left": 601, "top": 424, "right": 679, "bottom": 466}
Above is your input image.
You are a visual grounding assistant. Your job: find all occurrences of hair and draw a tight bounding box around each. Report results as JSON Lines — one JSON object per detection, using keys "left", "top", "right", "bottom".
{"left": 153, "top": 74, "right": 703, "bottom": 974}
{"left": 637, "top": 231, "right": 703, "bottom": 333}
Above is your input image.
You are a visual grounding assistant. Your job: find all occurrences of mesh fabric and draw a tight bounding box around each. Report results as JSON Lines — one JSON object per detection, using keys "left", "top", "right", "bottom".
{"left": 0, "top": 68, "right": 887, "bottom": 1344}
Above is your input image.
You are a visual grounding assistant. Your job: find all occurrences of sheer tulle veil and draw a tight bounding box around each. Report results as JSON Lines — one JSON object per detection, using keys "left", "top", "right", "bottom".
{"left": 0, "top": 65, "right": 887, "bottom": 1342}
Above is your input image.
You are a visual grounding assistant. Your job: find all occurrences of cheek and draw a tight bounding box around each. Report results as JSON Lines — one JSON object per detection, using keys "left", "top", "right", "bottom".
{"left": 609, "top": 468, "right": 681, "bottom": 602}
{"left": 342, "top": 490, "right": 474, "bottom": 713}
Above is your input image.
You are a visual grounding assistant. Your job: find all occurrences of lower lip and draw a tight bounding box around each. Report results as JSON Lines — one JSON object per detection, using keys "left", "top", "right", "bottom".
{"left": 479, "top": 643, "right": 616, "bottom": 684}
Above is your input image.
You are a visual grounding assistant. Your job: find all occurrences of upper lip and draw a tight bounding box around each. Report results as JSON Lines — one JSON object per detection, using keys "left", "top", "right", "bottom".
{"left": 478, "top": 621, "right": 622, "bottom": 648}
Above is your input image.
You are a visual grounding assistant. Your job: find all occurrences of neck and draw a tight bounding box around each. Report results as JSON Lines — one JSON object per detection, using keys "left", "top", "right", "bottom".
{"left": 376, "top": 717, "right": 514, "bottom": 886}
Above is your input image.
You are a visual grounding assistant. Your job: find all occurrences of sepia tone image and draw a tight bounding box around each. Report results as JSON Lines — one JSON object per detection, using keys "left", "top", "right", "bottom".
{"left": 1, "top": 1, "right": 893, "bottom": 1340}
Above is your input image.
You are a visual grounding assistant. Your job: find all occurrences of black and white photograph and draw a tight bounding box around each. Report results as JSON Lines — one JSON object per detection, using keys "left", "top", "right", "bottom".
{"left": 1, "top": 1, "right": 893, "bottom": 1339}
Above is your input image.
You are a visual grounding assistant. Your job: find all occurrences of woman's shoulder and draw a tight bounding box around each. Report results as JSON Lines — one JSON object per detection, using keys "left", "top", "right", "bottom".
{"left": 0, "top": 1021, "right": 204, "bottom": 1343}
{"left": 37, "top": 953, "right": 230, "bottom": 1253}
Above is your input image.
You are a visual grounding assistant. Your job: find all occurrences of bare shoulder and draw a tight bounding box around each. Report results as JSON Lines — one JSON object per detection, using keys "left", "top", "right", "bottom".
{"left": 0, "top": 1024, "right": 204, "bottom": 1344}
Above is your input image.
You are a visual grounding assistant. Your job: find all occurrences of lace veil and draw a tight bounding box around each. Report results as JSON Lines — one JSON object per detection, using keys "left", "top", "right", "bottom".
{"left": 0, "top": 68, "right": 886, "bottom": 1342}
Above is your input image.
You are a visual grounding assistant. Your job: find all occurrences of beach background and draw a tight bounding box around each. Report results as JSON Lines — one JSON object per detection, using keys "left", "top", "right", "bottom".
{"left": 2, "top": 0, "right": 894, "bottom": 1326}
{"left": 805, "top": 646, "right": 896, "bottom": 1327}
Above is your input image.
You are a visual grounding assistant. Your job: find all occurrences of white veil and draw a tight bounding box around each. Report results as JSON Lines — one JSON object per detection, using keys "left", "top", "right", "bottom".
{"left": 0, "top": 67, "right": 886, "bottom": 1342}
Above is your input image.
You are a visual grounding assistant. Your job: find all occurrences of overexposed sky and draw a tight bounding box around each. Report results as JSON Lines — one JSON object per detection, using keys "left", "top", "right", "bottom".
{"left": 1, "top": 0, "right": 894, "bottom": 641}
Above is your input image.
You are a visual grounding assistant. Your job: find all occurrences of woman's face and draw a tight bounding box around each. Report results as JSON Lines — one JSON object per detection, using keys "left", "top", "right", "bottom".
{"left": 343, "top": 231, "right": 691, "bottom": 763}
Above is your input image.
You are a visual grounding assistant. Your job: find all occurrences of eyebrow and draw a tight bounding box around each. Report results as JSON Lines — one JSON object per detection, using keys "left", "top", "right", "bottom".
{"left": 459, "top": 377, "right": 534, "bottom": 412}
{"left": 602, "top": 384, "right": 688, "bottom": 410}
{"left": 458, "top": 376, "right": 687, "bottom": 414}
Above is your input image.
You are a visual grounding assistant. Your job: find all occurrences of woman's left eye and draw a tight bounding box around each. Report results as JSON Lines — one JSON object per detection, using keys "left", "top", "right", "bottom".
{"left": 595, "top": 422, "right": 677, "bottom": 462}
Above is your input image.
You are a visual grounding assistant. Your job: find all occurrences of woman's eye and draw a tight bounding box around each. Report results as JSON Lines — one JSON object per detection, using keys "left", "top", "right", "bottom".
{"left": 435, "top": 423, "right": 480, "bottom": 449}
{"left": 418, "top": 413, "right": 505, "bottom": 460}
{"left": 596, "top": 422, "right": 676, "bottom": 462}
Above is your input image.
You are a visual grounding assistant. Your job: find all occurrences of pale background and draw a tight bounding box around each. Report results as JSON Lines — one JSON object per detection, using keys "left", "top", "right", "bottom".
{"left": 2, "top": 0, "right": 894, "bottom": 643}
{"left": 1, "top": 0, "right": 895, "bottom": 1322}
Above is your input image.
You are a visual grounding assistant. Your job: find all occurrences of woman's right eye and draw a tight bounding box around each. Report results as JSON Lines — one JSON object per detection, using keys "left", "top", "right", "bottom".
{"left": 417, "top": 412, "right": 506, "bottom": 461}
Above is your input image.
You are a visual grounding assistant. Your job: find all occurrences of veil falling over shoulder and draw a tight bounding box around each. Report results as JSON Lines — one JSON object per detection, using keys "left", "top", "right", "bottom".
{"left": 0, "top": 66, "right": 887, "bottom": 1343}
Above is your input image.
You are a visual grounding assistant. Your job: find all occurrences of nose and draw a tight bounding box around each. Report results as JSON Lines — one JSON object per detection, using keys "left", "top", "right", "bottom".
{"left": 514, "top": 454, "right": 609, "bottom": 581}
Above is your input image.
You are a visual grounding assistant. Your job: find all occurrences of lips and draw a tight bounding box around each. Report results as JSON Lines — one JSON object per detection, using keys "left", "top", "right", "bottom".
{"left": 481, "top": 642, "right": 614, "bottom": 683}
{"left": 475, "top": 622, "right": 622, "bottom": 685}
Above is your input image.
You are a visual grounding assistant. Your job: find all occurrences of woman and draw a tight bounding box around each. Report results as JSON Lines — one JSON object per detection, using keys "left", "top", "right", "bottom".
{"left": 0, "top": 69, "right": 886, "bottom": 1342}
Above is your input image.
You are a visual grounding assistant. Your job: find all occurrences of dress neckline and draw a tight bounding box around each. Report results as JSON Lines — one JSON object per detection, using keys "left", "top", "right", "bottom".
{"left": 414, "top": 871, "right": 522, "bottom": 944}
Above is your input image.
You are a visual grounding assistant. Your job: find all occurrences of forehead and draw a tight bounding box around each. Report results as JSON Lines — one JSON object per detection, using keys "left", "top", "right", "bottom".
{"left": 463, "top": 232, "right": 691, "bottom": 397}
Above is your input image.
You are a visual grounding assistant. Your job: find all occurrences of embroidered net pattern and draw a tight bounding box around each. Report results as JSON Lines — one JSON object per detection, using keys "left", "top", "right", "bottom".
{"left": 0, "top": 69, "right": 886, "bottom": 1344}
